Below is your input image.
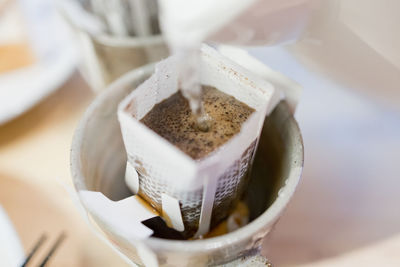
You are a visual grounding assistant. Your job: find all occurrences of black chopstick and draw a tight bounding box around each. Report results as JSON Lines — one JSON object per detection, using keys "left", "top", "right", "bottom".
{"left": 38, "top": 232, "right": 67, "bottom": 267}
{"left": 20, "top": 234, "right": 47, "bottom": 267}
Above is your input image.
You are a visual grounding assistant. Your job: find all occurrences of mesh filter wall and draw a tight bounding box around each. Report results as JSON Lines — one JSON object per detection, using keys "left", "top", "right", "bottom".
{"left": 136, "top": 140, "right": 257, "bottom": 238}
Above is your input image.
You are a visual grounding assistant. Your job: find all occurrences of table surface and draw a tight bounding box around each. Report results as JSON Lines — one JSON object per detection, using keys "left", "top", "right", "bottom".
{"left": 0, "top": 73, "right": 130, "bottom": 266}
{"left": 1, "top": 50, "right": 400, "bottom": 266}
{"left": 255, "top": 47, "right": 400, "bottom": 267}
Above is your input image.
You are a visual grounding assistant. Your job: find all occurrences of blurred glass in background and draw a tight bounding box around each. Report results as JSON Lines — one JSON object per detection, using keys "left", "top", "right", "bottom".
{"left": 58, "top": 0, "right": 168, "bottom": 90}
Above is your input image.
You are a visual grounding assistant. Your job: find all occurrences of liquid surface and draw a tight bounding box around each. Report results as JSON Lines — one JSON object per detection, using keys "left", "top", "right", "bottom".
{"left": 140, "top": 86, "right": 254, "bottom": 160}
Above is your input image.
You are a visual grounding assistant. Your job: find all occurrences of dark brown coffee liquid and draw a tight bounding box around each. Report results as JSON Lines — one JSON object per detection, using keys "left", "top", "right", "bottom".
{"left": 140, "top": 86, "right": 255, "bottom": 160}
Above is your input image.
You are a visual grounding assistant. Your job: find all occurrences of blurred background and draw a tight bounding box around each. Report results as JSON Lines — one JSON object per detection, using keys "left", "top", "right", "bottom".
{"left": 0, "top": 0, "right": 399, "bottom": 266}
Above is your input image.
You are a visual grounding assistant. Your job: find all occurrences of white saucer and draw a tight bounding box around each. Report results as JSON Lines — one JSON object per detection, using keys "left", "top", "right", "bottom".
{"left": 0, "top": 205, "right": 24, "bottom": 267}
{"left": 0, "top": 0, "right": 77, "bottom": 125}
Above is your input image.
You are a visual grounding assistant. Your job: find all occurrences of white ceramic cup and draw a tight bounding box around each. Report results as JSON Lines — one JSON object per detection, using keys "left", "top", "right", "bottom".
{"left": 70, "top": 64, "right": 303, "bottom": 266}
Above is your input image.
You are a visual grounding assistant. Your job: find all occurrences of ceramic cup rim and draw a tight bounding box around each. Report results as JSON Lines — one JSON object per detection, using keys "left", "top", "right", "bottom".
{"left": 70, "top": 63, "right": 304, "bottom": 253}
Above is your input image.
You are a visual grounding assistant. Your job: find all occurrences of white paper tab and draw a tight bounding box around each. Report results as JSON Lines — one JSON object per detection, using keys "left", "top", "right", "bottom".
{"left": 79, "top": 191, "right": 158, "bottom": 240}
{"left": 161, "top": 194, "right": 184, "bottom": 232}
{"left": 194, "top": 175, "right": 219, "bottom": 238}
{"left": 125, "top": 161, "right": 139, "bottom": 194}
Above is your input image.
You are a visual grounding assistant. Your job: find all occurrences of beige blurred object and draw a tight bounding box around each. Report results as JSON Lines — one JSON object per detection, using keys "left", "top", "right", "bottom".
{"left": 0, "top": 43, "right": 35, "bottom": 73}
{"left": 0, "top": 73, "right": 129, "bottom": 267}
{"left": 0, "top": 0, "right": 35, "bottom": 73}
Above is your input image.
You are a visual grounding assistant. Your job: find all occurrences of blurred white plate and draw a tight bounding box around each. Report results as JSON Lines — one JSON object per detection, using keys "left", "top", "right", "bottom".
{"left": 0, "top": 0, "right": 77, "bottom": 125}
{"left": 0, "top": 205, "right": 24, "bottom": 267}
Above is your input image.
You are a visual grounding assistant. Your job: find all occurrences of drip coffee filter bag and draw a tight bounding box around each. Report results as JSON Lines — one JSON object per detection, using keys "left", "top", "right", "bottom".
{"left": 118, "top": 45, "right": 281, "bottom": 238}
